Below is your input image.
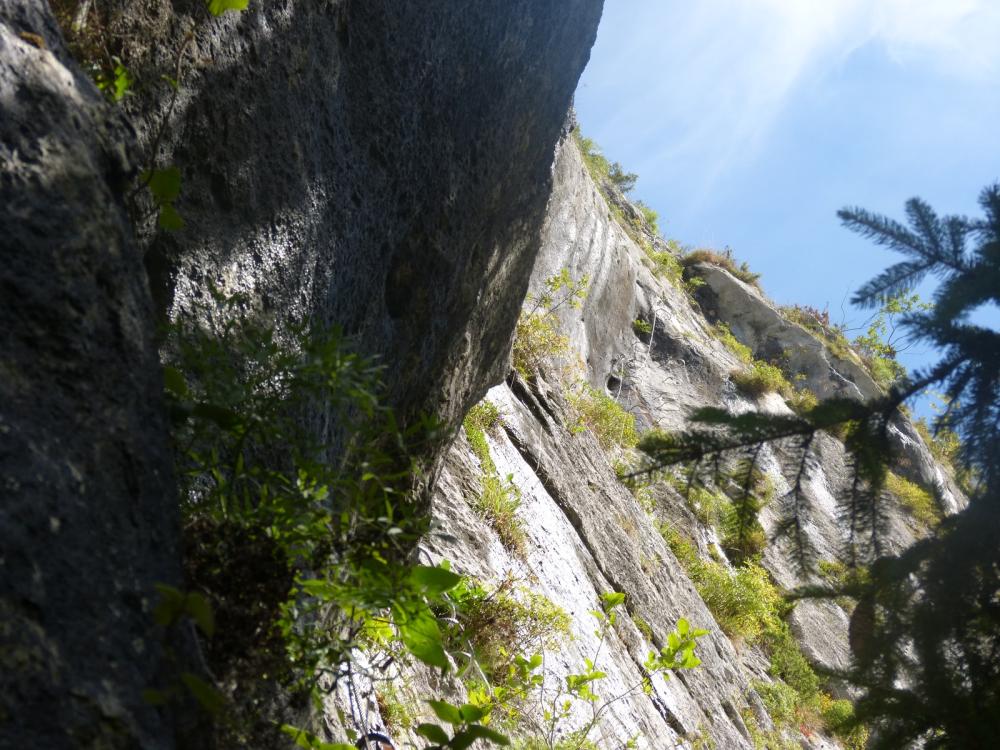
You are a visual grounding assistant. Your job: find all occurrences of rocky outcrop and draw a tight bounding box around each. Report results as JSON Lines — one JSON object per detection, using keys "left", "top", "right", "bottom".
{"left": 0, "top": 3, "right": 179, "bottom": 746}
{"left": 111, "top": 0, "right": 604, "bottom": 434}
{"left": 1, "top": 2, "right": 602, "bottom": 746}
{"left": 354, "top": 136, "right": 965, "bottom": 748}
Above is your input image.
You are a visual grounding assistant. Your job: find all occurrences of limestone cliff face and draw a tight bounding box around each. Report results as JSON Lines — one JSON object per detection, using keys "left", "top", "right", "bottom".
{"left": 1, "top": 1, "right": 962, "bottom": 746}
{"left": 355, "top": 138, "right": 964, "bottom": 748}
{"left": 0, "top": 3, "right": 601, "bottom": 747}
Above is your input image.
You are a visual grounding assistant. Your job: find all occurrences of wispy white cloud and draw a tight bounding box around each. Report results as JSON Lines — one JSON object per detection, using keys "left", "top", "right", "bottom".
{"left": 582, "top": 0, "right": 1000, "bottom": 208}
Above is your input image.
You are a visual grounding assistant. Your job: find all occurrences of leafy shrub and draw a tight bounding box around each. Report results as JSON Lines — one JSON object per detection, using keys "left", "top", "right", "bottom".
{"left": 608, "top": 162, "right": 638, "bottom": 194}
{"left": 445, "top": 576, "right": 570, "bottom": 679}
{"left": 513, "top": 313, "right": 571, "bottom": 379}
{"left": 375, "top": 682, "right": 419, "bottom": 734}
{"left": 568, "top": 384, "right": 639, "bottom": 451}
{"left": 714, "top": 321, "right": 753, "bottom": 364}
{"left": 681, "top": 248, "right": 762, "bottom": 288}
{"left": 635, "top": 200, "right": 661, "bottom": 235}
{"left": 164, "top": 293, "right": 475, "bottom": 743}
{"left": 659, "top": 529, "right": 781, "bottom": 642}
{"left": 645, "top": 247, "right": 685, "bottom": 287}
{"left": 575, "top": 132, "right": 613, "bottom": 184}
{"left": 733, "top": 361, "right": 792, "bottom": 398}
{"left": 786, "top": 387, "right": 818, "bottom": 415}
{"left": 780, "top": 305, "right": 856, "bottom": 364}
{"left": 885, "top": 472, "right": 942, "bottom": 528}
{"left": 633, "top": 318, "right": 653, "bottom": 336}
{"left": 754, "top": 680, "right": 801, "bottom": 727}
{"left": 512, "top": 269, "right": 588, "bottom": 379}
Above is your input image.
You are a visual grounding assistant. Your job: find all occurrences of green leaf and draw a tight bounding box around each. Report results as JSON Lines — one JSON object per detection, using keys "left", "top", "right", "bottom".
{"left": 158, "top": 204, "right": 185, "bottom": 231}
{"left": 146, "top": 167, "right": 182, "bottom": 204}
{"left": 396, "top": 605, "right": 448, "bottom": 669}
{"left": 207, "top": 0, "right": 249, "bottom": 15}
{"left": 426, "top": 699, "right": 463, "bottom": 725}
{"left": 152, "top": 583, "right": 185, "bottom": 627}
{"left": 111, "top": 63, "right": 132, "bottom": 101}
{"left": 450, "top": 726, "right": 511, "bottom": 750}
{"left": 459, "top": 703, "right": 485, "bottom": 723}
{"left": 184, "top": 591, "right": 215, "bottom": 637}
{"left": 180, "top": 672, "right": 226, "bottom": 714}
{"left": 162, "top": 366, "right": 188, "bottom": 398}
{"left": 416, "top": 723, "right": 450, "bottom": 744}
{"left": 409, "top": 564, "right": 463, "bottom": 595}
{"left": 142, "top": 688, "right": 171, "bottom": 706}
{"left": 600, "top": 591, "right": 626, "bottom": 610}
{"left": 191, "top": 402, "right": 240, "bottom": 430}
{"left": 280, "top": 725, "right": 355, "bottom": 750}
{"left": 677, "top": 618, "right": 690, "bottom": 635}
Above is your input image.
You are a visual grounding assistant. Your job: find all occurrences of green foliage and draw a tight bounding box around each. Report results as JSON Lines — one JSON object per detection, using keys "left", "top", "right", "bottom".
{"left": 713, "top": 322, "right": 753, "bottom": 364}
{"left": 780, "top": 304, "right": 857, "bottom": 364}
{"left": 648, "top": 184, "right": 1000, "bottom": 747}
{"left": 733, "top": 360, "right": 792, "bottom": 399}
{"left": 852, "top": 291, "right": 930, "bottom": 389}
{"left": 644, "top": 247, "right": 685, "bottom": 287}
{"left": 632, "top": 318, "right": 653, "bottom": 336}
{"left": 475, "top": 473, "right": 527, "bottom": 555}
{"left": 741, "top": 711, "right": 799, "bottom": 750}
{"left": 463, "top": 400, "right": 525, "bottom": 554}
{"left": 144, "top": 167, "right": 185, "bottom": 230}
{"left": 682, "top": 248, "right": 762, "bottom": 288}
{"left": 608, "top": 162, "right": 638, "bottom": 194}
{"left": 96, "top": 57, "right": 132, "bottom": 101}
{"left": 786, "top": 387, "right": 818, "bottom": 415}
{"left": 885, "top": 472, "right": 942, "bottom": 529}
{"left": 444, "top": 576, "right": 570, "bottom": 680}
{"left": 635, "top": 200, "right": 660, "bottom": 235}
{"left": 660, "top": 526, "right": 864, "bottom": 743}
{"left": 567, "top": 384, "right": 639, "bottom": 451}
{"left": 513, "top": 270, "right": 588, "bottom": 378}
{"left": 659, "top": 528, "right": 781, "bottom": 643}
{"left": 461, "top": 593, "right": 706, "bottom": 748}
{"left": 164, "top": 292, "right": 491, "bottom": 744}
{"left": 753, "top": 680, "right": 801, "bottom": 728}
{"left": 632, "top": 614, "right": 654, "bottom": 642}
{"left": 375, "top": 682, "right": 419, "bottom": 734}
{"left": 207, "top": 0, "right": 249, "bottom": 15}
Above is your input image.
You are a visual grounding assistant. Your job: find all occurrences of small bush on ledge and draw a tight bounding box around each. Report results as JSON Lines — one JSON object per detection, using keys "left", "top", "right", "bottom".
{"left": 681, "top": 247, "right": 762, "bottom": 288}
{"left": 733, "top": 360, "right": 791, "bottom": 399}
{"left": 568, "top": 384, "right": 639, "bottom": 451}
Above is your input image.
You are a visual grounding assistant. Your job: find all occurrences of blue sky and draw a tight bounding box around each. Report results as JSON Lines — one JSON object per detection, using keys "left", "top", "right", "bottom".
{"left": 574, "top": 0, "right": 1000, "bottom": 396}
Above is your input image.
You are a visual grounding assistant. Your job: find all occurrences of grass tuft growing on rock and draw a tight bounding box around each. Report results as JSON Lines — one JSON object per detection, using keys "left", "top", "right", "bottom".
{"left": 713, "top": 321, "right": 753, "bottom": 364}
{"left": 733, "top": 360, "right": 792, "bottom": 399}
{"left": 475, "top": 473, "right": 527, "bottom": 555}
{"left": 885, "top": 472, "right": 942, "bottom": 529}
{"left": 681, "top": 248, "right": 762, "bottom": 288}
{"left": 568, "top": 384, "right": 639, "bottom": 452}
{"left": 463, "top": 399, "right": 526, "bottom": 555}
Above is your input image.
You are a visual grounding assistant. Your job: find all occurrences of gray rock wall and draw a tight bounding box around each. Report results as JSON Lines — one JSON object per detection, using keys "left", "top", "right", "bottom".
{"left": 371, "top": 136, "right": 964, "bottom": 748}
{"left": 115, "top": 0, "right": 603, "bottom": 433}
{"left": 0, "top": 2, "right": 602, "bottom": 746}
{"left": 0, "top": 3, "right": 179, "bottom": 747}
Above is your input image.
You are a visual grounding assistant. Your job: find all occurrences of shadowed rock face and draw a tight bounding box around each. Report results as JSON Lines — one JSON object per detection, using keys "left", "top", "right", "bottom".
{"left": 0, "top": 1, "right": 602, "bottom": 746}
{"left": 115, "top": 0, "right": 604, "bottom": 431}
{"left": 0, "top": 3, "right": 179, "bottom": 747}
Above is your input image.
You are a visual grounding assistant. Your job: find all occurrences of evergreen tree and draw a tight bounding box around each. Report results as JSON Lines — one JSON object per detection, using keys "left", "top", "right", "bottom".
{"left": 640, "top": 184, "right": 1000, "bottom": 747}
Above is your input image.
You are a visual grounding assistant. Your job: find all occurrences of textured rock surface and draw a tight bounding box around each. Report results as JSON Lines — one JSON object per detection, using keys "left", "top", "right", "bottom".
{"left": 0, "top": 3, "right": 179, "bottom": 747}
{"left": 0, "top": 2, "right": 603, "bottom": 746}
{"left": 351, "top": 137, "right": 965, "bottom": 748}
{"left": 112, "top": 0, "right": 604, "bottom": 434}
